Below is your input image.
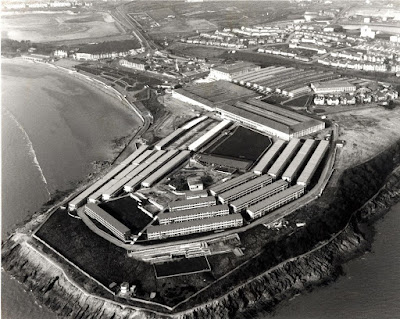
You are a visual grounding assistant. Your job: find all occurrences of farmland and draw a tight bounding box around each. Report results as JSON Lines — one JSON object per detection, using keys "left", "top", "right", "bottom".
{"left": 121, "top": 0, "right": 303, "bottom": 42}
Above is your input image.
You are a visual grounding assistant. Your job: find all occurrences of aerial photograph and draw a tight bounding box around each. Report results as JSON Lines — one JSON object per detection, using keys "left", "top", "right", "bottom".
{"left": 1, "top": 0, "right": 400, "bottom": 318}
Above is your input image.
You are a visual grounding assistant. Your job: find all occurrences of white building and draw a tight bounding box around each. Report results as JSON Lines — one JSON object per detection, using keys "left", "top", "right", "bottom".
{"left": 119, "top": 58, "right": 145, "bottom": 71}
{"left": 360, "top": 26, "right": 375, "bottom": 39}
{"left": 53, "top": 50, "right": 68, "bottom": 58}
{"left": 209, "top": 61, "right": 260, "bottom": 81}
{"left": 187, "top": 176, "right": 204, "bottom": 191}
{"left": 311, "top": 81, "right": 356, "bottom": 94}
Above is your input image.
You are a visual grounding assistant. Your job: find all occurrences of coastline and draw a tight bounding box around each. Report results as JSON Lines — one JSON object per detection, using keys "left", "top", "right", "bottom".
{"left": 2, "top": 138, "right": 400, "bottom": 318}
{"left": 2, "top": 57, "right": 146, "bottom": 235}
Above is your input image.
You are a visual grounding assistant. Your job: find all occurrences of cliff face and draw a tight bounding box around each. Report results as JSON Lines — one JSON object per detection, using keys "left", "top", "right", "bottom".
{"left": 2, "top": 165, "right": 400, "bottom": 318}
{"left": 2, "top": 238, "right": 160, "bottom": 319}
{"left": 179, "top": 167, "right": 400, "bottom": 319}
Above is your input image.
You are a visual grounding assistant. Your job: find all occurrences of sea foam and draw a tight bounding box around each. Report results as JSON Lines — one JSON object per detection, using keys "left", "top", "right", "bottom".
{"left": 5, "top": 108, "right": 51, "bottom": 199}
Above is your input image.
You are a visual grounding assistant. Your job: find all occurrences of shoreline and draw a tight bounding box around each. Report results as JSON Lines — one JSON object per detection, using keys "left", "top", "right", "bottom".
{"left": 2, "top": 141, "right": 400, "bottom": 318}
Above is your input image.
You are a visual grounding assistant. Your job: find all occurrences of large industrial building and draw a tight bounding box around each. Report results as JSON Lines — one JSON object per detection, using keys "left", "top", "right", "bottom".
{"left": 253, "top": 140, "right": 286, "bottom": 175}
{"left": 282, "top": 139, "right": 315, "bottom": 183}
{"left": 231, "top": 65, "right": 338, "bottom": 97}
{"left": 171, "top": 80, "right": 325, "bottom": 141}
{"left": 311, "top": 80, "right": 357, "bottom": 94}
{"left": 188, "top": 120, "right": 231, "bottom": 151}
{"left": 155, "top": 116, "right": 207, "bottom": 150}
{"left": 218, "top": 174, "right": 273, "bottom": 204}
{"left": 169, "top": 196, "right": 216, "bottom": 212}
{"left": 171, "top": 80, "right": 256, "bottom": 111}
{"left": 158, "top": 205, "right": 230, "bottom": 225}
{"left": 297, "top": 140, "right": 330, "bottom": 187}
{"left": 68, "top": 144, "right": 148, "bottom": 210}
{"left": 268, "top": 138, "right": 301, "bottom": 178}
{"left": 141, "top": 151, "right": 191, "bottom": 188}
{"left": 84, "top": 203, "right": 131, "bottom": 241}
{"left": 147, "top": 214, "right": 243, "bottom": 240}
{"left": 230, "top": 179, "right": 288, "bottom": 212}
{"left": 209, "top": 61, "right": 261, "bottom": 81}
{"left": 246, "top": 185, "right": 305, "bottom": 219}
{"left": 209, "top": 172, "right": 257, "bottom": 196}
{"left": 216, "top": 100, "right": 325, "bottom": 141}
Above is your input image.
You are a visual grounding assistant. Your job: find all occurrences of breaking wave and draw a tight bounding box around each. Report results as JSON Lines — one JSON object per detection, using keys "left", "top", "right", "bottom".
{"left": 5, "top": 108, "right": 51, "bottom": 199}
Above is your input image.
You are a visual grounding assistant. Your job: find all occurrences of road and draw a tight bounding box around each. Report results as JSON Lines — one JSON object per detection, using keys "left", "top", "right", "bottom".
{"left": 110, "top": 3, "right": 160, "bottom": 51}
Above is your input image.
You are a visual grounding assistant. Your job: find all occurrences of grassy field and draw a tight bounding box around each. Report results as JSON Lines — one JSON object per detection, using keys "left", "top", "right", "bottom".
{"left": 35, "top": 208, "right": 157, "bottom": 296}
{"left": 2, "top": 12, "right": 121, "bottom": 43}
{"left": 124, "top": 1, "right": 302, "bottom": 33}
{"left": 99, "top": 197, "right": 152, "bottom": 235}
{"left": 35, "top": 208, "right": 214, "bottom": 306}
{"left": 206, "top": 126, "right": 272, "bottom": 162}
{"left": 167, "top": 42, "right": 228, "bottom": 59}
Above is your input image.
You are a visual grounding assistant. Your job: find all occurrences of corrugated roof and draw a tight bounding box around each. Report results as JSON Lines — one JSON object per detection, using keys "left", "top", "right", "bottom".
{"left": 246, "top": 99, "right": 312, "bottom": 123}
{"left": 246, "top": 185, "right": 304, "bottom": 214}
{"left": 282, "top": 139, "right": 315, "bottom": 181}
{"left": 235, "top": 101, "right": 300, "bottom": 126}
{"left": 253, "top": 140, "right": 286, "bottom": 174}
{"left": 216, "top": 103, "right": 290, "bottom": 134}
{"left": 212, "top": 61, "right": 258, "bottom": 74}
{"left": 230, "top": 180, "right": 288, "bottom": 208}
{"left": 312, "top": 81, "right": 356, "bottom": 89}
{"left": 141, "top": 151, "right": 191, "bottom": 187}
{"left": 268, "top": 138, "right": 301, "bottom": 177}
{"left": 218, "top": 174, "right": 272, "bottom": 200}
{"left": 297, "top": 140, "right": 329, "bottom": 186}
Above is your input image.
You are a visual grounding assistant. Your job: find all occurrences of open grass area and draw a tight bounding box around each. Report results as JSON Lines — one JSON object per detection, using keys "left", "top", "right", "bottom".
{"left": 35, "top": 208, "right": 215, "bottom": 306}
{"left": 206, "top": 126, "right": 272, "bottom": 162}
{"left": 99, "top": 197, "right": 152, "bottom": 235}
{"left": 154, "top": 256, "right": 211, "bottom": 278}
{"left": 167, "top": 43, "right": 227, "bottom": 59}
{"left": 35, "top": 208, "right": 157, "bottom": 296}
{"left": 124, "top": 0, "right": 301, "bottom": 33}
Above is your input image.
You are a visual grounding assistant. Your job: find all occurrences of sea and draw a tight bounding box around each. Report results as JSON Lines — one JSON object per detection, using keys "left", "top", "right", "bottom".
{"left": 2, "top": 60, "right": 400, "bottom": 319}
{"left": 1, "top": 59, "right": 140, "bottom": 319}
